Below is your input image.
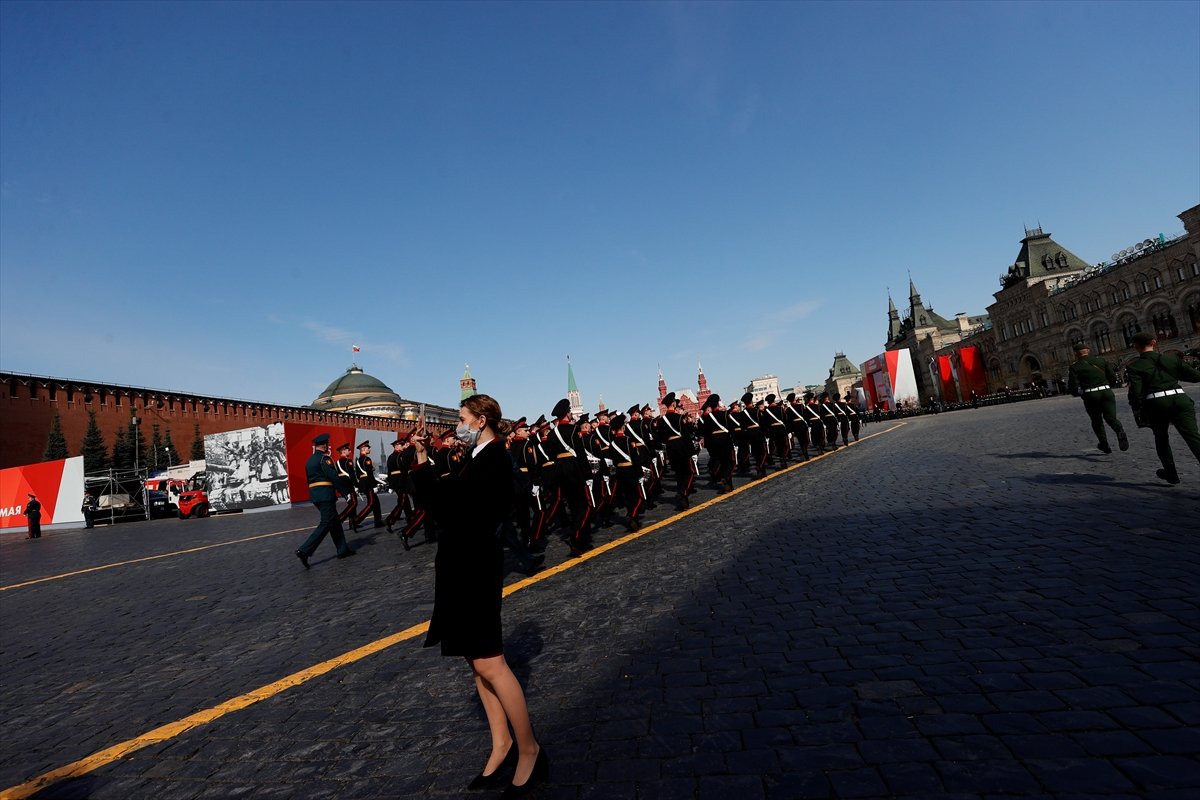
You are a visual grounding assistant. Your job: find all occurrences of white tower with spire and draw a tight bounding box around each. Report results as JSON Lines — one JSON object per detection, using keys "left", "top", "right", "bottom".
{"left": 567, "top": 357, "right": 583, "bottom": 417}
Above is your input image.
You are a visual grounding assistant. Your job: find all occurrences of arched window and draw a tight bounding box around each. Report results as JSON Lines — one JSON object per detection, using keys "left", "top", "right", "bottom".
{"left": 1151, "top": 310, "right": 1178, "bottom": 340}
{"left": 1119, "top": 318, "right": 1142, "bottom": 347}
{"left": 1093, "top": 326, "right": 1113, "bottom": 354}
{"left": 1188, "top": 301, "right": 1200, "bottom": 335}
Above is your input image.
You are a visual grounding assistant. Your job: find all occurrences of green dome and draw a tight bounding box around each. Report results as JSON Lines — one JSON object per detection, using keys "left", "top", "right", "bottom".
{"left": 310, "top": 366, "right": 405, "bottom": 417}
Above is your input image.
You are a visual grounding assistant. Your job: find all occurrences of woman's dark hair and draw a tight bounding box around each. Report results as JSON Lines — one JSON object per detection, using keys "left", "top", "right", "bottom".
{"left": 461, "top": 394, "right": 511, "bottom": 438}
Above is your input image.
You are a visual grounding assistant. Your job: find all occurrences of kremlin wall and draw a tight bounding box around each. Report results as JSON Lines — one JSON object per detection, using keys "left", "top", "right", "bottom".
{"left": 0, "top": 365, "right": 457, "bottom": 471}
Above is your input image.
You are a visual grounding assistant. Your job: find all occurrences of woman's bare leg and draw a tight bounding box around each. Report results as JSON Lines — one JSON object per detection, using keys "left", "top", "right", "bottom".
{"left": 471, "top": 654, "right": 540, "bottom": 784}
{"left": 472, "top": 668, "right": 513, "bottom": 774}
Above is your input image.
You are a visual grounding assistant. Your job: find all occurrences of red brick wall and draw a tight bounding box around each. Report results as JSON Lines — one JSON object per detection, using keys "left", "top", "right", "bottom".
{"left": 0, "top": 374, "right": 434, "bottom": 471}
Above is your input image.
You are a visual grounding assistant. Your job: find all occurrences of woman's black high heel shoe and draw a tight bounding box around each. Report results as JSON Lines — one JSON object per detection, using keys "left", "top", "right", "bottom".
{"left": 501, "top": 747, "right": 548, "bottom": 799}
{"left": 466, "top": 744, "right": 517, "bottom": 791}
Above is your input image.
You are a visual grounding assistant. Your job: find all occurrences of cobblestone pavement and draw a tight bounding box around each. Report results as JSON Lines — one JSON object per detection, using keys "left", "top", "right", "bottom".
{"left": 2, "top": 392, "right": 1198, "bottom": 799}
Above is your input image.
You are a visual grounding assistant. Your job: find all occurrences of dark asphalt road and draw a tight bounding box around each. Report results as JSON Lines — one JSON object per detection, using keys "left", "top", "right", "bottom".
{"left": 2, "top": 393, "right": 1198, "bottom": 799}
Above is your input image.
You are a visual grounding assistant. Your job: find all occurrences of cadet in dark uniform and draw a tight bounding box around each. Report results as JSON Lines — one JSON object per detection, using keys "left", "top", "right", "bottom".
{"left": 527, "top": 415, "right": 556, "bottom": 552}
{"left": 656, "top": 392, "right": 696, "bottom": 509}
{"left": 784, "top": 393, "right": 810, "bottom": 461}
{"left": 733, "top": 392, "right": 767, "bottom": 478}
{"left": 384, "top": 436, "right": 412, "bottom": 538}
{"left": 760, "top": 393, "right": 790, "bottom": 469}
{"left": 296, "top": 434, "right": 355, "bottom": 567}
{"left": 841, "top": 393, "right": 862, "bottom": 441}
{"left": 818, "top": 392, "right": 840, "bottom": 449}
{"left": 1126, "top": 331, "right": 1200, "bottom": 485}
{"left": 607, "top": 413, "right": 647, "bottom": 530}
{"left": 1067, "top": 341, "right": 1128, "bottom": 454}
{"left": 354, "top": 441, "right": 383, "bottom": 528}
{"left": 804, "top": 392, "right": 827, "bottom": 452}
{"left": 544, "top": 398, "right": 592, "bottom": 556}
{"left": 697, "top": 394, "right": 735, "bottom": 492}
{"left": 334, "top": 443, "right": 359, "bottom": 531}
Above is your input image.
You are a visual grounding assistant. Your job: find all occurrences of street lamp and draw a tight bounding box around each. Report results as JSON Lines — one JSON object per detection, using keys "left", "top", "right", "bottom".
{"left": 164, "top": 447, "right": 172, "bottom": 472}
{"left": 131, "top": 415, "right": 140, "bottom": 473}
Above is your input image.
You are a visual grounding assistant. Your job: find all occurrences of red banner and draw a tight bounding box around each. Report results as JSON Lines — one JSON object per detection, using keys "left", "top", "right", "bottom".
{"left": 958, "top": 346, "right": 988, "bottom": 396}
{"left": 938, "top": 355, "right": 958, "bottom": 403}
{"left": 282, "top": 423, "right": 357, "bottom": 504}
{"left": 0, "top": 456, "right": 85, "bottom": 529}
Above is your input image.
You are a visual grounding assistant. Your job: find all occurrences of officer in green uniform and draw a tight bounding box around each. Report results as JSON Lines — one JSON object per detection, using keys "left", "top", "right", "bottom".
{"left": 295, "top": 433, "right": 356, "bottom": 568}
{"left": 1066, "top": 341, "right": 1128, "bottom": 454}
{"left": 1126, "top": 331, "right": 1200, "bottom": 485}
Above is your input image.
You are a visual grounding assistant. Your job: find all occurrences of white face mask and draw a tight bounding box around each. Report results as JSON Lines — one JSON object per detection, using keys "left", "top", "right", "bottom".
{"left": 455, "top": 422, "right": 482, "bottom": 447}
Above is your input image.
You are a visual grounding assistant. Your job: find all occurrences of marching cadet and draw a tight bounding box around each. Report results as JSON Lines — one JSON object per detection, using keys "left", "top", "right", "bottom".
{"left": 354, "top": 441, "right": 383, "bottom": 528}
{"left": 655, "top": 392, "right": 696, "bottom": 509}
{"left": 804, "top": 392, "right": 828, "bottom": 452}
{"left": 697, "top": 393, "right": 735, "bottom": 492}
{"left": 733, "top": 392, "right": 767, "bottom": 478}
{"left": 573, "top": 414, "right": 606, "bottom": 524}
{"left": 1126, "top": 331, "right": 1200, "bottom": 485}
{"left": 607, "top": 413, "right": 647, "bottom": 530}
{"left": 507, "top": 418, "right": 536, "bottom": 546}
{"left": 1067, "top": 341, "right": 1128, "bottom": 454}
{"left": 839, "top": 392, "right": 862, "bottom": 441}
{"left": 295, "top": 433, "right": 355, "bottom": 568}
{"left": 500, "top": 418, "right": 545, "bottom": 576}
{"left": 817, "top": 392, "right": 840, "bottom": 450}
{"left": 588, "top": 409, "right": 617, "bottom": 527}
{"left": 830, "top": 392, "right": 851, "bottom": 447}
{"left": 333, "top": 443, "right": 359, "bottom": 532}
{"left": 761, "top": 393, "right": 791, "bottom": 470}
{"left": 626, "top": 404, "right": 660, "bottom": 502}
{"left": 785, "top": 392, "right": 811, "bottom": 460}
{"left": 383, "top": 436, "right": 409, "bottom": 533}
{"left": 544, "top": 398, "right": 593, "bottom": 556}
{"left": 527, "top": 415, "right": 556, "bottom": 552}
{"left": 383, "top": 434, "right": 426, "bottom": 548}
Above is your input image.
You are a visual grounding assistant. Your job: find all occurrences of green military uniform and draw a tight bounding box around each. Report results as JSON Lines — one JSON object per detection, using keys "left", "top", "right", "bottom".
{"left": 1066, "top": 351, "right": 1126, "bottom": 453}
{"left": 296, "top": 434, "right": 355, "bottom": 567}
{"left": 1126, "top": 349, "right": 1200, "bottom": 484}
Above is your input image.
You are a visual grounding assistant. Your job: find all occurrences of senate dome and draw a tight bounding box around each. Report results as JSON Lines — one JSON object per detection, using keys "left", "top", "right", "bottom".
{"left": 310, "top": 365, "right": 407, "bottom": 418}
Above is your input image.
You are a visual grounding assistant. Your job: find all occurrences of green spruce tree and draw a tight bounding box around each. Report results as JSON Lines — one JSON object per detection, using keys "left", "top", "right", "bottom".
{"left": 113, "top": 427, "right": 132, "bottom": 471}
{"left": 164, "top": 429, "right": 181, "bottom": 468}
{"left": 190, "top": 423, "right": 206, "bottom": 460}
{"left": 80, "top": 410, "right": 110, "bottom": 473}
{"left": 43, "top": 413, "right": 69, "bottom": 461}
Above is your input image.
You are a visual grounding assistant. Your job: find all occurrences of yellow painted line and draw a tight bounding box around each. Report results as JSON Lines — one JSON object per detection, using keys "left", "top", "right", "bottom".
{"left": 0, "top": 528, "right": 308, "bottom": 592}
{"left": 0, "top": 620, "right": 431, "bottom": 800}
{"left": 0, "top": 422, "right": 903, "bottom": 799}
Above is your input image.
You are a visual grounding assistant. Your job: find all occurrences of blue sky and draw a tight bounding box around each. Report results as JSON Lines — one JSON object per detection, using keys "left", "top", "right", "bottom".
{"left": 2, "top": 0, "right": 1197, "bottom": 420}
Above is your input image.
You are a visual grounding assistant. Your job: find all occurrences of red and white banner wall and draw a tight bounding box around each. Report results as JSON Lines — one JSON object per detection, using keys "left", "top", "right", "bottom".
{"left": 860, "top": 349, "right": 920, "bottom": 411}
{"left": 0, "top": 456, "right": 85, "bottom": 530}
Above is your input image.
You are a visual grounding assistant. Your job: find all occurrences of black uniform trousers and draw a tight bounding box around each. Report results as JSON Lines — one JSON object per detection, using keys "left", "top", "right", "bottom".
{"left": 1143, "top": 394, "right": 1200, "bottom": 478}
{"left": 1081, "top": 389, "right": 1124, "bottom": 447}
{"left": 299, "top": 500, "right": 351, "bottom": 558}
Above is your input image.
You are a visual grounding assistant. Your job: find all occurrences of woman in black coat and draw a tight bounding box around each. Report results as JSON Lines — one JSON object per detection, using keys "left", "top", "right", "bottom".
{"left": 411, "top": 394, "right": 546, "bottom": 797}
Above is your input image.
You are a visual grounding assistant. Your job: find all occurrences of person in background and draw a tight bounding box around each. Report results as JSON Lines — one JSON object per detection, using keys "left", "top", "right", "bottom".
{"left": 82, "top": 490, "right": 97, "bottom": 529}
{"left": 24, "top": 493, "right": 42, "bottom": 539}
